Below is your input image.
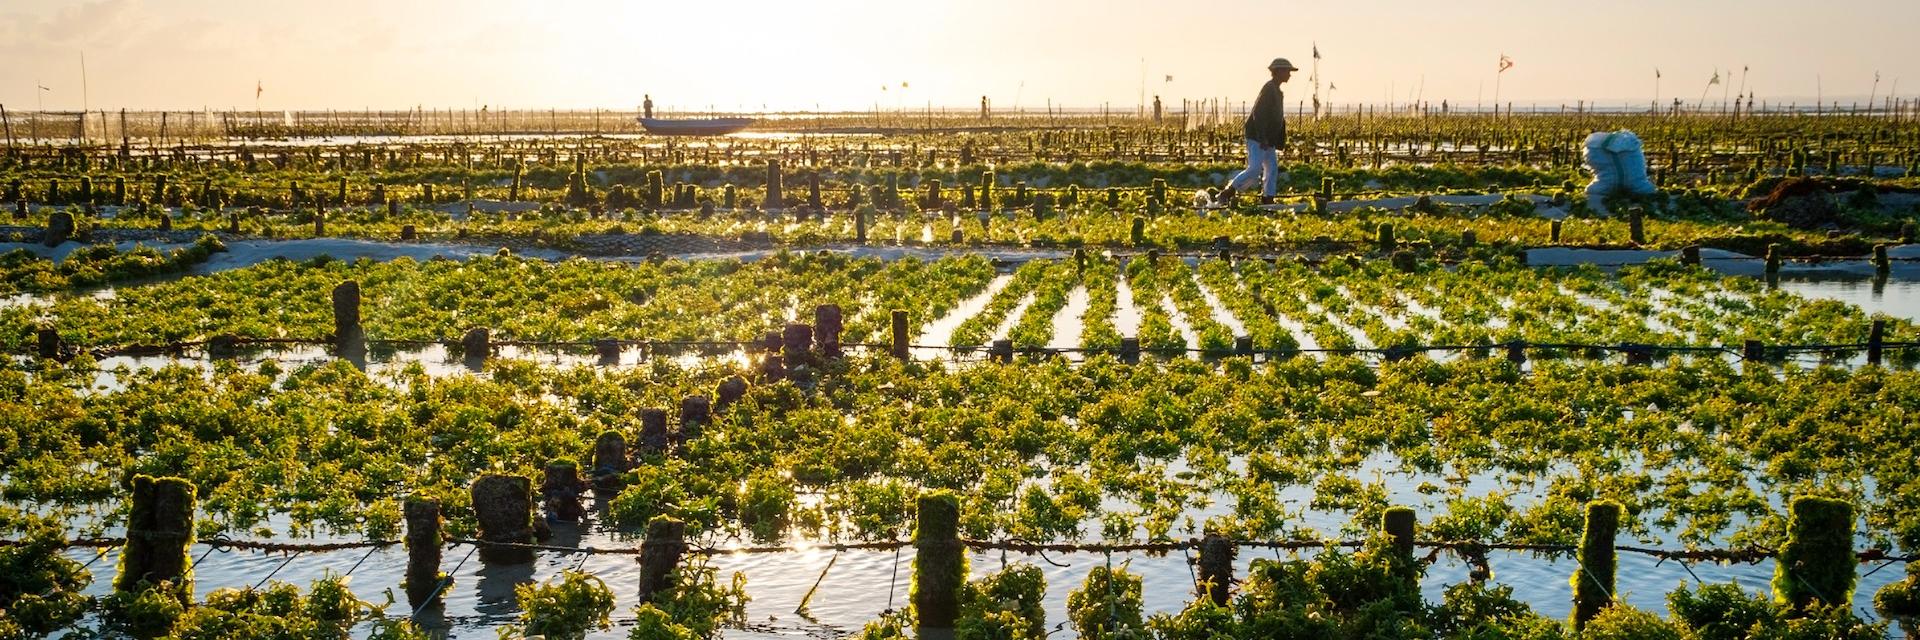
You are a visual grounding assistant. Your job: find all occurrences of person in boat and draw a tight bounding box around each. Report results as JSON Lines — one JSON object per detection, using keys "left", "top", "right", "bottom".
{"left": 1218, "top": 57, "right": 1297, "bottom": 206}
{"left": 643, "top": 95, "right": 654, "bottom": 120}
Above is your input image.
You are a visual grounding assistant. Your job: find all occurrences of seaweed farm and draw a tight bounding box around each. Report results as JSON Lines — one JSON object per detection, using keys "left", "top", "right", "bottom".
{"left": 7, "top": 6, "right": 1920, "bottom": 635}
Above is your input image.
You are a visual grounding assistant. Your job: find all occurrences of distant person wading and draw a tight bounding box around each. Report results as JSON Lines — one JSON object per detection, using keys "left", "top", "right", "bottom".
{"left": 1219, "top": 57, "right": 1297, "bottom": 205}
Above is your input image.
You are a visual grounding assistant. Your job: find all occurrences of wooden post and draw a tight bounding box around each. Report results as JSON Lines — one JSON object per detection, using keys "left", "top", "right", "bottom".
{"left": 1772, "top": 496, "right": 1856, "bottom": 610}
{"left": 1569, "top": 500, "right": 1621, "bottom": 632}
{"left": 207, "top": 334, "right": 238, "bottom": 359}
{"left": 1120, "top": 337, "right": 1141, "bottom": 364}
{"left": 470, "top": 474, "right": 536, "bottom": 563}
{"left": 540, "top": 460, "right": 586, "bottom": 523}
{"left": 1196, "top": 533, "right": 1236, "bottom": 606}
{"left": 592, "top": 338, "right": 620, "bottom": 365}
{"left": 764, "top": 159, "right": 783, "bottom": 209}
{"left": 1868, "top": 319, "right": 1886, "bottom": 366}
{"left": 1382, "top": 506, "right": 1416, "bottom": 557}
{"left": 1681, "top": 245, "right": 1701, "bottom": 266}
{"left": 403, "top": 498, "right": 443, "bottom": 607}
{"left": 1765, "top": 244, "right": 1782, "bottom": 274}
{"left": 590, "top": 431, "right": 628, "bottom": 489}
{"left": 715, "top": 375, "right": 748, "bottom": 412}
{"left": 855, "top": 205, "right": 868, "bottom": 244}
{"left": 1874, "top": 244, "right": 1891, "bottom": 274}
{"left": 114, "top": 475, "right": 196, "bottom": 598}
{"left": 43, "top": 210, "right": 74, "bottom": 247}
{"left": 782, "top": 323, "right": 815, "bottom": 371}
{"left": 1377, "top": 223, "right": 1396, "bottom": 252}
{"left": 332, "top": 280, "right": 362, "bottom": 349}
{"left": 913, "top": 492, "right": 965, "bottom": 636}
{"left": 35, "top": 328, "right": 60, "bottom": 360}
{"left": 637, "top": 516, "right": 688, "bottom": 603}
{"left": 400, "top": 224, "right": 416, "bottom": 241}
{"left": 890, "top": 310, "right": 910, "bottom": 360}
{"left": 1744, "top": 339, "right": 1765, "bottom": 362}
{"left": 679, "top": 396, "right": 711, "bottom": 442}
{"left": 1460, "top": 230, "right": 1477, "bottom": 247}
{"left": 462, "top": 327, "right": 491, "bottom": 361}
{"left": 1130, "top": 216, "right": 1146, "bottom": 246}
{"left": 1549, "top": 219, "right": 1562, "bottom": 244}
{"left": 1391, "top": 250, "right": 1417, "bottom": 273}
{"left": 1233, "top": 335, "right": 1253, "bottom": 357}
{"left": 638, "top": 408, "right": 669, "bottom": 454}
{"left": 1506, "top": 340, "right": 1527, "bottom": 366}
{"left": 814, "top": 304, "right": 843, "bottom": 359}
{"left": 990, "top": 339, "right": 1013, "bottom": 363}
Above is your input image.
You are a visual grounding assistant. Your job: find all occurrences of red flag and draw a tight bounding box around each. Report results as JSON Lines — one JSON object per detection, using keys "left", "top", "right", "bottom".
{"left": 1498, "top": 55, "right": 1514, "bottom": 73}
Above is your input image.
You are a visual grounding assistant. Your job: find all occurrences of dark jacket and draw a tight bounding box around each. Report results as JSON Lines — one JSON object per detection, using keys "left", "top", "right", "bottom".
{"left": 1243, "top": 79, "right": 1287, "bottom": 149}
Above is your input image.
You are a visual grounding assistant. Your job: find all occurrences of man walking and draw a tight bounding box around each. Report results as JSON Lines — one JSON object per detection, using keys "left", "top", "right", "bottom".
{"left": 1219, "top": 58, "right": 1297, "bottom": 206}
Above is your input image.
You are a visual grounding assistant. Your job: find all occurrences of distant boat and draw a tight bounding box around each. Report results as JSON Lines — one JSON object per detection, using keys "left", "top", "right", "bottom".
{"left": 637, "top": 117, "right": 754, "bottom": 136}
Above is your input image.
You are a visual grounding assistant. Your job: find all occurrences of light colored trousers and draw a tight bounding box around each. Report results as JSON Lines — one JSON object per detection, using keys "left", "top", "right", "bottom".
{"left": 1226, "top": 138, "right": 1281, "bottom": 197}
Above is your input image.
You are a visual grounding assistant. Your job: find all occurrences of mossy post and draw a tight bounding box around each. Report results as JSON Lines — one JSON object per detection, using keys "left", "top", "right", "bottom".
{"left": 1765, "top": 244, "right": 1783, "bottom": 274}
{"left": 891, "top": 310, "right": 910, "bottom": 360}
{"left": 43, "top": 209, "right": 74, "bottom": 247}
{"left": 1391, "top": 250, "right": 1417, "bottom": 273}
{"left": 814, "top": 304, "right": 843, "bottom": 359}
{"left": 679, "top": 396, "right": 711, "bottom": 442}
{"left": 36, "top": 327, "right": 60, "bottom": 360}
{"left": 403, "top": 498, "right": 444, "bottom": 607}
{"left": 114, "top": 475, "right": 196, "bottom": 597}
{"left": 332, "top": 280, "right": 362, "bottom": 351}
{"left": 1197, "top": 533, "right": 1236, "bottom": 606}
{"left": 637, "top": 515, "right": 688, "bottom": 603}
{"left": 590, "top": 431, "right": 628, "bottom": 488}
{"left": 782, "top": 323, "right": 815, "bottom": 370}
{"left": 1130, "top": 216, "right": 1146, "bottom": 246}
{"left": 638, "top": 408, "right": 669, "bottom": 454}
{"left": 1868, "top": 320, "right": 1886, "bottom": 366}
{"left": 1383, "top": 506, "right": 1417, "bottom": 558}
{"left": 913, "top": 492, "right": 965, "bottom": 637}
{"left": 1681, "top": 245, "right": 1702, "bottom": 266}
{"left": 990, "top": 339, "right": 1014, "bottom": 363}
{"left": 1772, "top": 496, "right": 1856, "bottom": 610}
{"left": 714, "top": 376, "right": 748, "bottom": 412}
{"left": 470, "top": 474, "right": 536, "bottom": 563}
{"left": 462, "top": 327, "right": 491, "bottom": 362}
{"left": 764, "top": 159, "right": 784, "bottom": 210}
{"left": 1874, "top": 244, "right": 1891, "bottom": 274}
{"left": 808, "top": 172, "right": 823, "bottom": 210}
{"left": 979, "top": 171, "right": 996, "bottom": 211}
{"left": 1569, "top": 500, "right": 1621, "bottom": 632}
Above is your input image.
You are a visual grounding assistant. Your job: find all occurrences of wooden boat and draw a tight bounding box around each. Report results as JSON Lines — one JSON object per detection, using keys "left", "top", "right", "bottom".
{"left": 637, "top": 117, "right": 754, "bottom": 136}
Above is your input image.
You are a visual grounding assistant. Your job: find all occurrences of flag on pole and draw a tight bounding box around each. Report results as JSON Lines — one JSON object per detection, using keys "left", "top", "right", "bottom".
{"left": 1708, "top": 71, "right": 1720, "bottom": 86}
{"left": 1313, "top": 43, "right": 1321, "bottom": 60}
{"left": 256, "top": 80, "right": 263, "bottom": 99}
{"left": 1655, "top": 68, "right": 1661, "bottom": 79}
{"left": 1498, "top": 54, "right": 1514, "bottom": 73}
{"left": 1329, "top": 83, "right": 1337, "bottom": 90}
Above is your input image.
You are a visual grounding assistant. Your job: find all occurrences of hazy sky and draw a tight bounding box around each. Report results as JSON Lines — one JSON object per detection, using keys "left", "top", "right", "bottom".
{"left": 2, "top": 0, "right": 1914, "bottom": 112}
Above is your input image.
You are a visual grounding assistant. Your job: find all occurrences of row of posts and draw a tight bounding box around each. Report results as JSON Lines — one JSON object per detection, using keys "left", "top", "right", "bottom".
{"left": 111, "top": 477, "right": 1870, "bottom": 635}
{"left": 30, "top": 280, "right": 1898, "bottom": 367}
